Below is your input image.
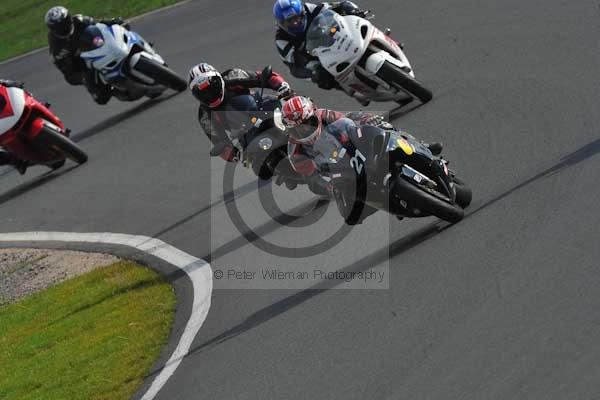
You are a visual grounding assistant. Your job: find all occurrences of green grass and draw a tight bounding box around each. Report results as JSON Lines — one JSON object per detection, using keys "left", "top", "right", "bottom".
{"left": 0, "top": 260, "right": 176, "bottom": 400}
{"left": 0, "top": 0, "right": 181, "bottom": 61}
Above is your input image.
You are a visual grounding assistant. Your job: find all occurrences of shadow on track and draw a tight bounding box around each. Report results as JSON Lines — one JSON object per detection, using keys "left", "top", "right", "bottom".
{"left": 72, "top": 92, "right": 180, "bottom": 143}
{"left": 203, "top": 198, "right": 330, "bottom": 263}
{"left": 0, "top": 164, "right": 79, "bottom": 207}
{"left": 142, "top": 221, "right": 445, "bottom": 379}
{"left": 0, "top": 93, "right": 180, "bottom": 181}
{"left": 147, "top": 138, "right": 600, "bottom": 375}
{"left": 152, "top": 179, "right": 258, "bottom": 239}
{"left": 386, "top": 101, "right": 425, "bottom": 122}
{"left": 466, "top": 137, "right": 600, "bottom": 217}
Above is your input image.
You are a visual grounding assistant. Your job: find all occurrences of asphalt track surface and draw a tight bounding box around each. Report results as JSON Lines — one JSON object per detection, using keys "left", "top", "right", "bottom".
{"left": 1, "top": 0, "right": 600, "bottom": 399}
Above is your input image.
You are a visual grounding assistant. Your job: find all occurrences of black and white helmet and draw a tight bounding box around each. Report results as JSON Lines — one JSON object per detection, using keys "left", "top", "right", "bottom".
{"left": 45, "top": 6, "right": 73, "bottom": 38}
{"left": 188, "top": 63, "right": 225, "bottom": 108}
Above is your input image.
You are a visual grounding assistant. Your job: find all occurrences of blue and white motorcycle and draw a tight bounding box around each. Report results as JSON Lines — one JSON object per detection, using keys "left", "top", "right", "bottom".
{"left": 79, "top": 23, "right": 187, "bottom": 101}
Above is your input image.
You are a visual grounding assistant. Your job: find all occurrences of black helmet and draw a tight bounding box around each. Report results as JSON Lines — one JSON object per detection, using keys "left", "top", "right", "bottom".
{"left": 45, "top": 6, "right": 73, "bottom": 38}
{"left": 188, "top": 63, "right": 225, "bottom": 108}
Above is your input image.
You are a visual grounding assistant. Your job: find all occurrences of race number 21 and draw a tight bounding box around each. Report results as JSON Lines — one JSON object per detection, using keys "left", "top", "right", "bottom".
{"left": 350, "top": 149, "right": 366, "bottom": 174}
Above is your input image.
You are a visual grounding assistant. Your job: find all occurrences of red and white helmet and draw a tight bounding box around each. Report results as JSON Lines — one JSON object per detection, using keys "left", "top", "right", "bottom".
{"left": 188, "top": 63, "right": 225, "bottom": 108}
{"left": 281, "top": 96, "right": 322, "bottom": 144}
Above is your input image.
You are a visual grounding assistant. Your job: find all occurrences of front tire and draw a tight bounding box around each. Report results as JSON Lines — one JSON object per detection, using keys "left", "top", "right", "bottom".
{"left": 452, "top": 176, "right": 472, "bottom": 209}
{"left": 37, "top": 125, "right": 88, "bottom": 164}
{"left": 135, "top": 57, "right": 187, "bottom": 92}
{"left": 378, "top": 61, "right": 433, "bottom": 103}
{"left": 391, "top": 177, "right": 463, "bottom": 223}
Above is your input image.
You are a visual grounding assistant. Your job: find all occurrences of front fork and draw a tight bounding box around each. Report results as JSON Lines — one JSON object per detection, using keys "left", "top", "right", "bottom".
{"left": 430, "top": 159, "right": 455, "bottom": 201}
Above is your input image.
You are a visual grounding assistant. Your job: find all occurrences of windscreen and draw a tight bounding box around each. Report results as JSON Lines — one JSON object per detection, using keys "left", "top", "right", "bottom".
{"left": 306, "top": 9, "right": 341, "bottom": 52}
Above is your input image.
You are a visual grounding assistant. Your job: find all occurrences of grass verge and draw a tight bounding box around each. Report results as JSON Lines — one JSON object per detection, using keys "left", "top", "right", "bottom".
{"left": 0, "top": 260, "right": 176, "bottom": 400}
{"left": 0, "top": 0, "right": 181, "bottom": 61}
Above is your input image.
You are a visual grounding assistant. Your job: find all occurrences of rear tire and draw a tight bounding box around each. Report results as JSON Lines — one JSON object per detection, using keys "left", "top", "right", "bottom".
{"left": 378, "top": 61, "right": 433, "bottom": 103}
{"left": 391, "top": 177, "right": 463, "bottom": 223}
{"left": 135, "top": 57, "right": 187, "bottom": 92}
{"left": 38, "top": 125, "right": 88, "bottom": 164}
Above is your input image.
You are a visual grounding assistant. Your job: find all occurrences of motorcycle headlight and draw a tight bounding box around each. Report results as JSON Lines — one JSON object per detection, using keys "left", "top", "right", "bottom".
{"left": 273, "top": 109, "right": 286, "bottom": 131}
{"left": 259, "top": 137, "right": 273, "bottom": 151}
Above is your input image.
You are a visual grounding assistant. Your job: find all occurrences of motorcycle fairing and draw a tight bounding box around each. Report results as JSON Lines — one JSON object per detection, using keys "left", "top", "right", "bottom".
{"left": 80, "top": 23, "right": 163, "bottom": 84}
{"left": 0, "top": 87, "right": 25, "bottom": 135}
{"left": 306, "top": 9, "right": 415, "bottom": 102}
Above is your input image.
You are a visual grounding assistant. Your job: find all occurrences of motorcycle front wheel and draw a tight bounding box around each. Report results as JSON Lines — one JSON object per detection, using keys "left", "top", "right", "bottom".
{"left": 36, "top": 124, "right": 88, "bottom": 164}
{"left": 378, "top": 61, "right": 433, "bottom": 103}
{"left": 391, "top": 177, "right": 463, "bottom": 223}
{"left": 135, "top": 57, "right": 187, "bottom": 92}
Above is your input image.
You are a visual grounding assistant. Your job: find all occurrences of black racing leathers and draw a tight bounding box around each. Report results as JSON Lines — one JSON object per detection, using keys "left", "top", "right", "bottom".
{"left": 48, "top": 15, "right": 126, "bottom": 104}
{"left": 197, "top": 68, "right": 288, "bottom": 161}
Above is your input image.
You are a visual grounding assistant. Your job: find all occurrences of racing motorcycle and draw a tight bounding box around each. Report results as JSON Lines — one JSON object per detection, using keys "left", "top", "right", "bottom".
{"left": 0, "top": 85, "right": 87, "bottom": 172}
{"left": 210, "top": 66, "right": 306, "bottom": 189}
{"left": 299, "top": 118, "right": 471, "bottom": 224}
{"left": 79, "top": 23, "right": 187, "bottom": 101}
{"left": 306, "top": 9, "right": 433, "bottom": 105}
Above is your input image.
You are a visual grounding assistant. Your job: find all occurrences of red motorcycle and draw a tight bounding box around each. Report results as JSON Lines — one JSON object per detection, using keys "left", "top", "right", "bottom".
{"left": 0, "top": 85, "right": 87, "bottom": 172}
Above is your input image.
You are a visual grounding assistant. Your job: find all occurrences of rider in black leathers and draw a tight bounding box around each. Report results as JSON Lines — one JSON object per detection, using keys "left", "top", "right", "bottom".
{"left": 45, "top": 6, "right": 130, "bottom": 105}
{"left": 188, "top": 63, "right": 293, "bottom": 162}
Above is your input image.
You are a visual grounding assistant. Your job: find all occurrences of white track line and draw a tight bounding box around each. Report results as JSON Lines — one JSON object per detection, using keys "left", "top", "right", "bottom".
{"left": 0, "top": 231, "right": 212, "bottom": 400}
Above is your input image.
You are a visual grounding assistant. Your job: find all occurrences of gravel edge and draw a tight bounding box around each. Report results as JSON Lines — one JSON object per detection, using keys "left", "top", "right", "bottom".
{"left": 0, "top": 248, "right": 119, "bottom": 306}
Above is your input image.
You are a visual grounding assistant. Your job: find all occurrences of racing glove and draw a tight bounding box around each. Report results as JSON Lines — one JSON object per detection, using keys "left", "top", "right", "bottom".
{"left": 358, "top": 113, "right": 393, "bottom": 129}
{"left": 337, "top": 1, "right": 370, "bottom": 18}
{"left": 220, "top": 144, "right": 240, "bottom": 163}
{"left": 276, "top": 81, "right": 294, "bottom": 99}
{"left": 102, "top": 17, "right": 130, "bottom": 30}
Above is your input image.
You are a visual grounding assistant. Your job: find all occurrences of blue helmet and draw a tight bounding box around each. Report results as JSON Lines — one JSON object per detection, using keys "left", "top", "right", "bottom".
{"left": 273, "top": 0, "right": 307, "bottom": 37}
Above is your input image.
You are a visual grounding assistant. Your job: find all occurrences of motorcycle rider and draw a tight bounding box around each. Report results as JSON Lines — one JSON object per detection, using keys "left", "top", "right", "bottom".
{"left": 273, "top": 1, "right": 370, "bottom": 91}
{"left": 0, "top": 79, "right": 30, "bottom": 174}
{"left": 188, "top": 63, "right": 293, "bottom": 162}
{"left": 280, "top": 95, "right": 442, "bottom": 224}
{"left": 45, "top": 6, "right": 131, "bottom": 105}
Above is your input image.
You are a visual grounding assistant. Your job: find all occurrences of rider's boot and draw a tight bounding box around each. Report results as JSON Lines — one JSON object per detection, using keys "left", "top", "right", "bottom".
{"left": 144, "top": 85, "right": 165, "bottom": 99}
{"left": 13, "top": 158, "right": 28, "bottom": 175}
{"left": 0, "top": 151, "right": 28, "bottom": 175}
{"left": 353, "top": 92, "right": 371, "bottom": 107}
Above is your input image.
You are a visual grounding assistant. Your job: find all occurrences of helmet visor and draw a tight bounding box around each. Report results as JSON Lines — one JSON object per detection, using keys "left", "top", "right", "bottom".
{"left": 288, "top": 115, "right": 319, "bottom": 142}
{"left": 279, "top": 12, "right": 306, "bottom": 34}
{"left": 192, "top": 75, "right": 224, "bottom": 107}
{"left": 50, "top": 18, "right": 73, "bottom": 38}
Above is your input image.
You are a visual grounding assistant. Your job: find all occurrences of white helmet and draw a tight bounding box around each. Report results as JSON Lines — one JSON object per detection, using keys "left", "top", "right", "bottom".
{"left": 188, "top": 63, "right": 225, "bottom": 108}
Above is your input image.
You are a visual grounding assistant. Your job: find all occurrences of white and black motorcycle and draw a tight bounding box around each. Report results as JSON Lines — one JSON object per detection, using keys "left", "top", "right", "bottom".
{"left": 306, "top": 9, "right": 433, "bottom": 105}
{"left": 79, "top": 23, "right": 187, "bottom": 101}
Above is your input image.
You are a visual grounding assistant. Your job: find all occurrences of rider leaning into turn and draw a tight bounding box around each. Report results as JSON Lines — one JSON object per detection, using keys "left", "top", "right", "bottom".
{"left": 280, "top": 95, "right": 442, "bottom": 223}
{"left": 273, "top": 0, "right": 368, "bottom": 90}
{"left": 188, "top": 63, "right": 293, "bottom": 162}
{"left": 0, "top": 79, "right": 29, "bottom": 175}
{"left": 45, "top": 6, "right": 130, "bottom": 105}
